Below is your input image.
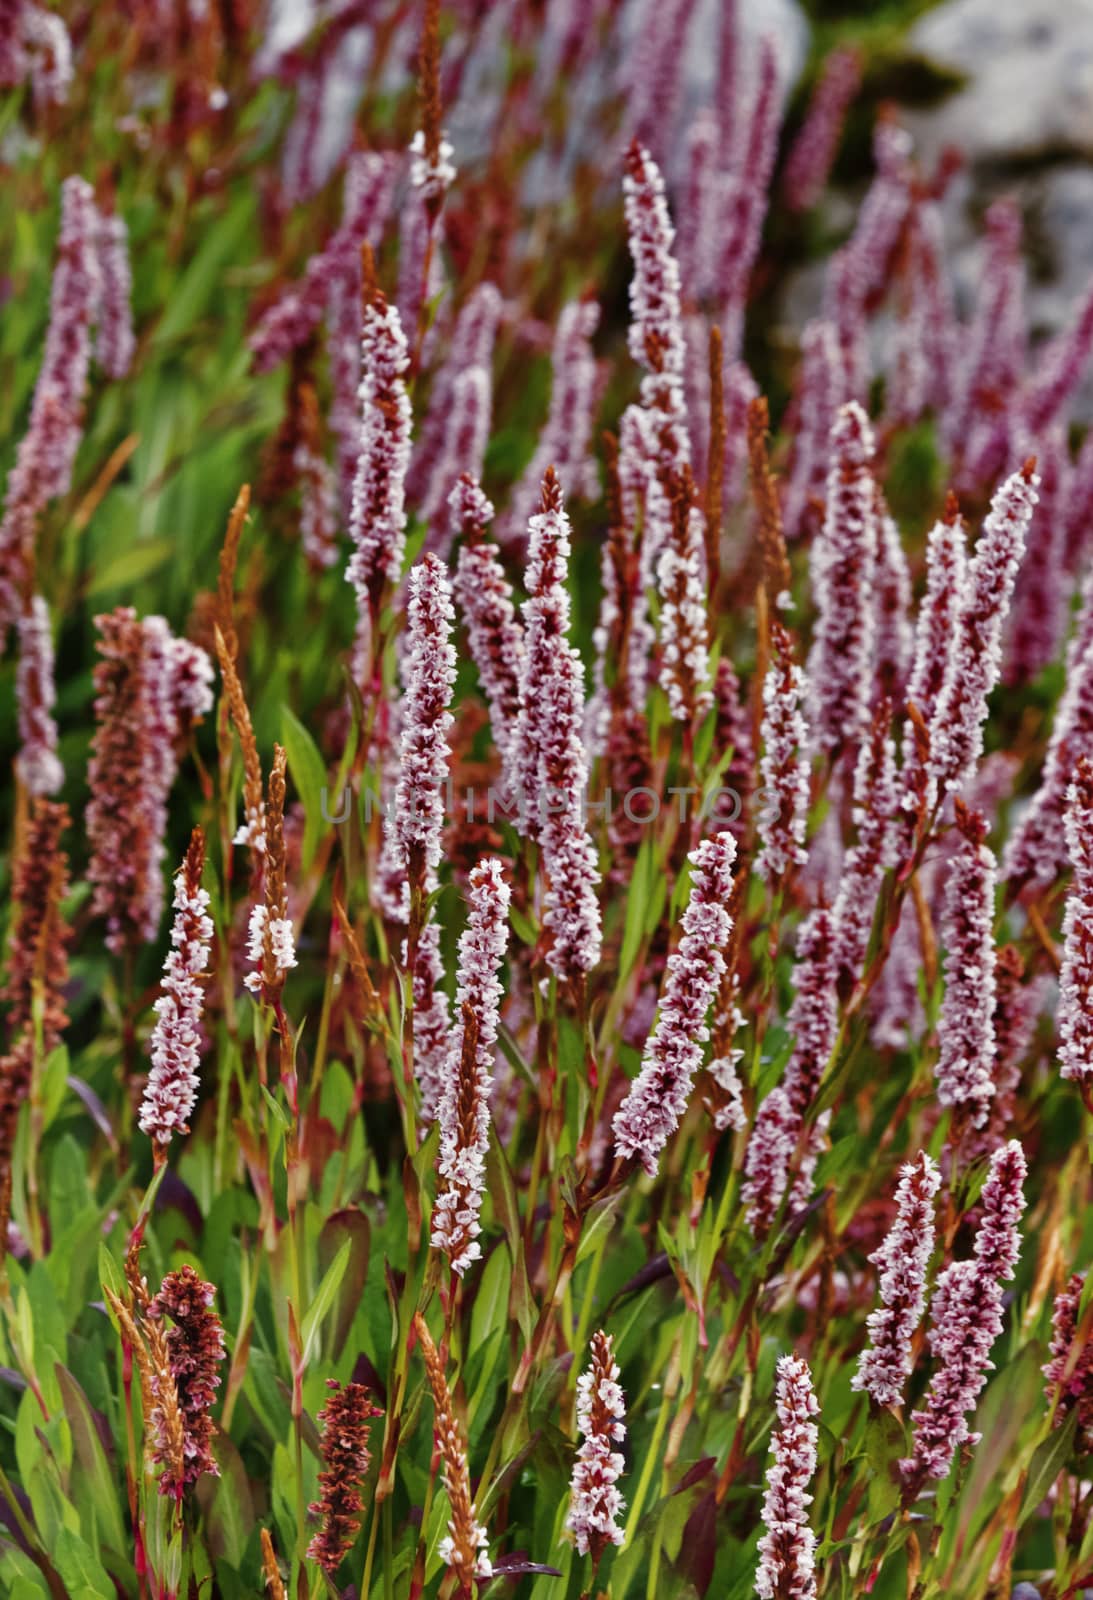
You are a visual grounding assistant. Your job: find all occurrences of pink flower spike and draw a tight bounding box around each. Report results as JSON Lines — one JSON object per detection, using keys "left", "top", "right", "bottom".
{"left": 756, "top": 619, "right": 811, "bottom": 885}
{"left": 935, "top": 805, "right": 998, "bottom": 1130}
{"left": 926, "top": 461, "right": 1039, "bottom": 806}
{"left": 94, "top": 208, "right": 135, "bottom": 381}
{"left": 756, "top": 1354, "right": 820, "bottom": 1600}
{"left": 852, "top": 1151, "right": 940, "bottom": 1407}
{"left": 500, "top": 299, "right": 601, "bottom": 544}
{"left": 512, "top": 470, "right": 601, "bottom": 981}
{"left": 452, "top": 479, "right": 525, "bottom": 795}
{"left": 566, "top": 1330, "right": 627, "bottom": 1562}
{"left": 783, "top": 45, "right": 862, "bottom": 214}
{"left": 14, "top": 595, "right": 63, "bottom": 797}
{"left": 431, "top": 859, "right": 510, "bottom": 1276}
{"left": 1059, "top": 757, "right": 1093, "bottom": 1096}
{"left": 902, "top": 1141, "right": 1027, "bottom": 1489}
{"left": 1005, "top": 424, "right": 1070, "bottom": 686}
{"left": 387, "top": 554, "right": 457, "bottom": 896}
{"left": 832, "top": 700, "right": 897, "bottom": 986}
{"left": 347, "top": 285, "right": 412, "bottom": 608}
{"left": 807, "top": 401, "right": 878, "bottom": 755}
{"left": 139, "top": 831, "right": 213, "bottom": 1149}
{"left": 613, "top": 831, "right": 736, "bottom": 1176}
{"left": 782, "top": 319, "right": 844, "bottom": 543}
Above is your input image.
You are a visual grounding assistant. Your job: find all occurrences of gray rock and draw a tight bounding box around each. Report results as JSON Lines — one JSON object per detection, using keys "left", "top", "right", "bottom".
{"left": 1009, "top": 1587, "right": 1042, "bottom": 1600}
{"left": 905, "top": 0, "right": 1093, "bottom": 167}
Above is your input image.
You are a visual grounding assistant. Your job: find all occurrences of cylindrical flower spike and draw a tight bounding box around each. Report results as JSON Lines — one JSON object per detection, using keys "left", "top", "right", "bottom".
{"left": 1004, "top": 543, "right": 1093, "bottom": 888}
{"left": 1043, "top": 1273, "right": 1093, "bottom": 1451}
{"left": 613, "top": 831, "right": 736, "bottom": 1175}
{"left": 872, "top": 496, "right": 912, "bottom": 701}
{"left": 147, "top": 1264, "right": 226, "bottom": 1499}
{"left": 1005, "top": 424, "right": 1070, "bottom": 686}
{"left": 852, "top": 1151, "right": 941, "bottom": 1407}
{"left": 0, "top": 799, "right": 70, "bottom": 1186}
{"left": 306, "top": 1380, "right": 381, "bottom": 1574}
{"left": 656, "top": 468, "right": 712, "bottom": 723}
{"left": 414, "top": 1313, "right": 492, "bottom": 1588}
{"left": 431, "top": 859, "right": 510, "bottom": 1276}
{"left": 566, "top": 1329, "right": 627, "bottom": 1563}
{"left": 452, "top": 477, "right": 525, "bottom": 797}
{"left": 410, "top": 283, "right": 502, "bottom": 508}
{"left": 420, "top": 365, "right": 492, "bottom": 549}
{"left": 756, "top": 619, "right": 811, "bottom": 885}
{"left": 387, "top": 553, "right": 456, "bottom": 903}
{"left": 807, "top": 401, "right": 878, "bottom": 755}
{"left": 139, "top": 829, "right": 213, "bottom": 1152}
{"left": 512, "top": 469, "right": 601, "bottom": 981}
{"left": 250, "top": 152, "right": 394, "bottom": 374}
{"left": 1059, "top": 757, "right": 1093, "bottom": 1097}
{"left": 88, "top": 608, "right": 214, "bottom": 954}
{"left": 898, "top": 498, "right": 967, "bottom": 845}
{"left": 935, "top": 803, "right": 998, "bottom": 1131}
{"left": 755, "top": 1354, "right": 820, "bottom": 1600}
{"left": 832, "top": 700, "right": 897, "bottom": 986}
{"left": 926, "top": 461, "right": 1039, "bottom": 807}
{"left": 14, "top": 595, "right": 63, "bottom": 796}
{"left": 782, "top": 319, "right": 844, "bottom": 543}
{"left": 94, "top": 207, "right": 136, "bottom": 381}
{"left": 346, "top": 268, "right": 412, "bottom": 613}
{"left": 244, "top": 746, "right": 297, "bottom": 1005}
{"left": 901, "top": 1141, "right": 1027, "bottom": 1490}
{"left": 744, "top": 907, "right": 839, "bottom": 1235}
{"left": 783, "top": 45, "right": 862, "bottom": 214}
{"left": 500, "top": 299, "right": 601, "bottom": 544}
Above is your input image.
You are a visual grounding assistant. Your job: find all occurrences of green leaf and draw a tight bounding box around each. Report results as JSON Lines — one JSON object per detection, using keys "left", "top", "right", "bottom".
{"left": 281, "top": 704, "right": 330, "bottom": 870}
{"left": 85, "top": 538, "right": 174, "bottom": 599}
{"left": 1019, "top": 1411, "right": 1077, "bottom": 1526}
{"left": 54, "top": 1364, "right": 127, "bottom": 1558}
{"left": 51, "top": 1527, "right": 115, "bottom": 1600}
{"left": 299, "top": 1238, "right": 351, "bottom": 1369}
{"left": 316, "top": 1209, "right": 370, "bottom": 1362}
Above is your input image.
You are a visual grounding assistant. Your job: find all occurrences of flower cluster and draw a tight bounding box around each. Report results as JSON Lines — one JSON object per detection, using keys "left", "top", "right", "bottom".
{"left": 513, "top": 470, "right": 602, "bottom": 981}
{"left": 501, "top": 299, "right": 601, "bottom": 543}
{"left": 1043, "top": 1273, "right": 1093, "bottom": 1452}
{"left": 613, "top": 831, "right": 736, "bottom": 1175}
{"left": 0, "top": 799, "right": 70, "bottom": 1181}
{"left": 935, "top": 805, "right": 998, "bottom": 1129}
{"left": 147, "top": 1265, "right": 226, "bottom": 1498}
{"left": 756, "top": 1354, "right": 820, "bottom": 1600}
{"left": 1059, "top": 757, "right": 1093, "bottom": 1093}
{"left": 744, "top": 907, "right": 839, "bottom": 1235}
{"left": 807, "top": 401, "right": 877, "bottom": 754}
{"left": 94, "top": 208, "right": 136, "bottom": 380}
{"left": 853, "top": 1152, "right": 941, "bottom": 1407}
{"left": 14, "top": 596, "right": 62, "bottom": 796}
{"left": 756, "top": 619, "right": 810, "bottom": 884}
{"left": 307, "top": 1380, "right": 381, "bottom": 1574}
{"left": 832, "top": 700, "right": 897, "bottom": 985}
{"left": 87, "top": 608, "right": 213, "bottom": 953}
{"left": 783, "top": 46, "right": 863, "bottom": 214}
{"left": 902, "top": 1141, "right": 1027, "bottom": 1487}
{"left": 387, "top": 555, "right": 457, "bottom": 899}
{"left": 431, "top": 859, "right": 510, "bottom": 1276}
{"left": 139, "top": 830, "right": 214, "bottom": 1150}
{"left": 414, "top": 1314, "right": 492, "bottom": 1583}
{"left": 452, "top": 477, "right": 525, "bottom": 792}
{"left": 566, "top": 1330, "right": 627, "bottom": 1562}
{"left": 926, "top": 462, "right": 1039, "bottom": 804}
{"left": 346, "top": 279, "right": 413, "bottom": 615}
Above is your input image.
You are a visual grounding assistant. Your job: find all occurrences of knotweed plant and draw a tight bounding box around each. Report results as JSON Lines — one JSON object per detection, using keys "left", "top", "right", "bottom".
{"left": 4, "top": 10, "right": 1093, "bottom": 1600}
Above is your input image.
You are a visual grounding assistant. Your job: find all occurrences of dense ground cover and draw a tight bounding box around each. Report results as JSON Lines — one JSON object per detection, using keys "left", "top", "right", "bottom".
{"left": 3, "top": 3, "right": 1093, "bottom": 1599}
